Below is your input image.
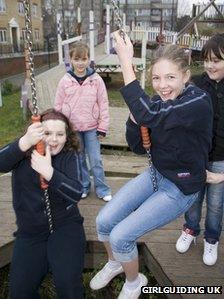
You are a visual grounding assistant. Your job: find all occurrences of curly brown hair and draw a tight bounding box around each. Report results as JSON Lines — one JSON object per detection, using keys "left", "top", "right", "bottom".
{"left": 40, "top": 109, "right": 80, "bottom": 152}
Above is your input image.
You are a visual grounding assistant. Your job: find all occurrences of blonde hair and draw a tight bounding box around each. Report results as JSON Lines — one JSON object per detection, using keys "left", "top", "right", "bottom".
{"left": 149, "top": 44, "right": 190, "bottom": 76}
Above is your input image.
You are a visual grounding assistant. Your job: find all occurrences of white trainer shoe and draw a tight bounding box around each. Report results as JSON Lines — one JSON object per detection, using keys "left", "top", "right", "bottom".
{"left": 89, "top": 262, "right": 123, "bottom": 290}
{"left": 81, "top": 193, "right": 88, "bottom": 199}
{"left": 203, "top": 239, "right": 218, "bottom": 266}
{"left": 118, "top": 273, "right": 148, "bottom": 299}
{"left": 102, "top": 194, "right": 112, "bottom": 202}
{"left": 176, "top": 229, "right": 196, "bottom": 253}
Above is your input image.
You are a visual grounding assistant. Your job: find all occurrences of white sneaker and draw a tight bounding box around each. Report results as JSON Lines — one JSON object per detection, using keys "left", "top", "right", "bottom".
{"left": 118, "top": 273, "right": 148, "bottom": 299}
{"left": 176, "top": 229, "right": 196, "bottom": 253}
{"left": 89, "top": 262, "right": 123, "bottom": 290}
{"left": 81, "top": 193, "right": 88, "bottom": 199}
{"left": 102, "top": 194, "right": 112, "bottom": 202}
{"left": 203, "top": 239, "right": 218, "bottom": 266}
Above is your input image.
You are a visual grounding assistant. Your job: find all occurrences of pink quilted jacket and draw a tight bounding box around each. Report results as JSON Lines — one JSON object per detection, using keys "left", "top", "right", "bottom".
{"left": 54, "top": 72, "right": 109, "bottom": 133}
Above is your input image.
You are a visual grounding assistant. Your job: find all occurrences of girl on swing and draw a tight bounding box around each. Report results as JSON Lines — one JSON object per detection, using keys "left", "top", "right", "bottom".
{"left": 0, "top": 109, "right": 85, "bottom": 299}
{"left": 89, "top": 32, "right": 213, "bottom": 299}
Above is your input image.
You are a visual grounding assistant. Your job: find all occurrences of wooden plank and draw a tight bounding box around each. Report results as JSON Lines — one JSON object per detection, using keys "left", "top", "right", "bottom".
{"left": 102, "top": 154, "right": 147, "bottom": 176}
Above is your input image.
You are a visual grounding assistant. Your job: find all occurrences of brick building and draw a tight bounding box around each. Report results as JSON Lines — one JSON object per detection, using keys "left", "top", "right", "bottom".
{"left": 0, "top": 0, "right": 44, "bottom": 54}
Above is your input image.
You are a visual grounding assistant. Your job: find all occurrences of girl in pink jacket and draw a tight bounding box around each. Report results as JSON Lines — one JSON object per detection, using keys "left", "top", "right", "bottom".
{"left": 55, "top": 42, "right": 112, "bottom": 201}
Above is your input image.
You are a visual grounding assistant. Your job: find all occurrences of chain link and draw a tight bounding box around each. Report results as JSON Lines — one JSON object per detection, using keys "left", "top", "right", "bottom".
{"left": 146, "top": 150, "right": 158, "bottom": 192}
{"left": 111, "top": 0, "right": 125, "bottom": 41}
{"left": 23, "top": 0, "right": 38, "bottom": 116}
{"left": 44, "top": 189, "right": 54, "bottom": 234}
{"left": 23, "top": 0, "right": 54, "bottom": 233}
{"left": 110, "top": 0, "right": 158, "bottom": 192}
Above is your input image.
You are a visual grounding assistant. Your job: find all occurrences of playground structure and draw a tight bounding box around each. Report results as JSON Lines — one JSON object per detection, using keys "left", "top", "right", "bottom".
{"left": 21, "top": 0, "right": 223, "bottom": 115}
{"left": 31, "top": 3, "right": 147, "bottom": 113}
{"left": 130, "top": 26, "right": 210, "bottom": 51}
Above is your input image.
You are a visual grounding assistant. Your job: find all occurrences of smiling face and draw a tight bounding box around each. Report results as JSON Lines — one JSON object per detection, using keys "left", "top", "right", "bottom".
{"left": 71, "top": 52, "right": 89, "bottom": 77}
{"left": 42, "top": 119, "right": 67, "bottom": 156}
{"left": 204, "top": 50, "right": 224, "bottom": 82}
{"left": 151, "top": 58, "right": 190, "bottom": 101}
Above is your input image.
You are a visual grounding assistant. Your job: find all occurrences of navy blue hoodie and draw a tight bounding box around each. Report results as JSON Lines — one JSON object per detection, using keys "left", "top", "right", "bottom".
{"left": 0, "top": 140, "right": 83, "bottom": 234}
{"left": 121, "top": 80, "right": 213, "bottom": 195}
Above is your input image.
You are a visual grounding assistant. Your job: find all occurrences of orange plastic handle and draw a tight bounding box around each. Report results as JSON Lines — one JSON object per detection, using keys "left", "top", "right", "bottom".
{"left": 31, "top": 115, "right": 48, "bottom": 190}
{"left": 140, "top": 126, "right": 151, "bottom": 150}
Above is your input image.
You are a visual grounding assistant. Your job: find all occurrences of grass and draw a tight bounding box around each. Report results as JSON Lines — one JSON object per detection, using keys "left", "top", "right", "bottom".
{"left": 0, "top": 91, "right": 28, "bottom": 148}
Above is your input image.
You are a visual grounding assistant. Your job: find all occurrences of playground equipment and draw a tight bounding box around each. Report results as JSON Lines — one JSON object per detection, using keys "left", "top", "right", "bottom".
{"left": 23, "top": 0, "right": 53, "bottom": 233}
{"left": 32, "top": 2, "right": 147, "bottom": 113}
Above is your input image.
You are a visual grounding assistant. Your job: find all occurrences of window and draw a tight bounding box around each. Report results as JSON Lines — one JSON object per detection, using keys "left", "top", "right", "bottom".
{"left": 18, "top": 1, "right": 24, "bottom": 14}
{"left": 0, "top": 29, "right": 7, "bottom": 43}
{"left": 0, "top": 0, "right": 6, "bottom": 12}
{"left": 34, "top": 29, "right": 40, "bottom": 40}
{"left": 32, "top": 3, "right": 38, "bottom": 17}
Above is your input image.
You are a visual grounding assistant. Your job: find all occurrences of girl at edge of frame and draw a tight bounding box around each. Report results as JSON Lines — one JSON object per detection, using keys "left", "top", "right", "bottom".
{"left": 0, "top": 109, "right": 86, "bottom": 299}
{"left": 176, "top": 33, "right": 224, "bottom": 267}
{"left": 89, "top": 32, "right": 213, "bottom": 299}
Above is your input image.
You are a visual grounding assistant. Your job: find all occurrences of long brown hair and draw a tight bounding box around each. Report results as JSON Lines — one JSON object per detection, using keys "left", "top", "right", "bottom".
{"left": 40, "top": 109, "right": 80, "bottom": 152}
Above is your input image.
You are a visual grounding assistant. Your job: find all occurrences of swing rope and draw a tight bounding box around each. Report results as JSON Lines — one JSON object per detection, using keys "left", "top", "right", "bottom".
{"left": 111, "top": 0, "right": 158, "bottom": 192}
{"left": 23, "top": 0, "right": 53, "bottom": 233}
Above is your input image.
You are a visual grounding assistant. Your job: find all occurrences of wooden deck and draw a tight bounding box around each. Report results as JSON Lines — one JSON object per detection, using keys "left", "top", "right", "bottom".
{"left": 1, "top": 174, "right": 224, "bottom": 299}
{"left": 1, "top": 106, "right": 224, "bottom": 298}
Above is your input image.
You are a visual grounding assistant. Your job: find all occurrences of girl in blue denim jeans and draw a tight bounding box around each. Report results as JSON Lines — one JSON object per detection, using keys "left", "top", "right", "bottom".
{"left": 176, "top": 33, "right": 224, "bottom": 266}
{"left": 89, "top": 32, "right": 213, "bottom": 299}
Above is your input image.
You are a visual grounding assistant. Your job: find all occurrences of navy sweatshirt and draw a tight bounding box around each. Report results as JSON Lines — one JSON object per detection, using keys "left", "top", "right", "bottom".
{"left": 192, "top": 73, "right": 224, "bottom": 162}
{"left": 0, "top": 140, "right": 83, "bottom": 234}
{"left": 121, "top": 80, "right": 213, "bottom": 195}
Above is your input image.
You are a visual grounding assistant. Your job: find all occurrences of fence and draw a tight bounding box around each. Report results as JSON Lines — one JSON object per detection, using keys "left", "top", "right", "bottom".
{"left": 130, "top": 26, "right": 210, "bottom": 50}
{"left": 0, "top": 41, "right": 58, "bottom": 57}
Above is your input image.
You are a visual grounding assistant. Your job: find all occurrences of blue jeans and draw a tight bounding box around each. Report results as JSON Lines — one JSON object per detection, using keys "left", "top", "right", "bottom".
{"left": 78, "top": 129, "right": 111, "bottom": 198}
{"left": 184, "top": 161, "right": 224, "bottom": 242}
{"left": 96, "top": 168, "right": 198, "bottom": 262}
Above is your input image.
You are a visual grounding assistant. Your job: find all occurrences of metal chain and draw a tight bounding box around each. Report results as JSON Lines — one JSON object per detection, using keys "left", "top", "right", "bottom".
{"left": 146, "top": 150, "right": 158, "bottom": 192}
{"left": 44, "top": 189, "right": 53, "bottom": 234}
{"left": 23, "top": 0, "right": 54, "bottom": 233}
{"left": 111, "top": 0, "right": 125, "bottom": 41}
{"left": 111, "top": 0, "right": 157, "bottom": 192}
{"left": 23, "top": 0, "right": 38, "bottom": 116}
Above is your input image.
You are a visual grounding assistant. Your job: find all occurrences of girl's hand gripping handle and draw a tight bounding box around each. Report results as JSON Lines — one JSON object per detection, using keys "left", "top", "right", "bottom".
{"left": 31, "top": 115, "right": 49, "bottom": 190}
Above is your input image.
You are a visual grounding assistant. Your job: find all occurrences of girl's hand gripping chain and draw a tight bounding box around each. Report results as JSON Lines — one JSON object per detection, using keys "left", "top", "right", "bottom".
{"left": 31, "top": 146, "right": 53, "bottom": 183}
{"left": 31, "top": 115, "right": 49, "bottom": 189}
{"left": 113, "top": 30, "right": 134, "bottom": 64}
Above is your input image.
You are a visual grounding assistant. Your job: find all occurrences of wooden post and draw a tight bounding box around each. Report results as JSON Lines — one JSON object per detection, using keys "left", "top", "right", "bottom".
{"left": 140, "top": 32, "right": 147, "bottom": 90}
{"left": 89, "top": 10, "right": 95, "bottom": 67}
{"left": 21, "top": 83, "right": 28, "bottom": 120}
{"left": 106, "top": 5, "right": 110, "bottom": 55}
{"left": 77, "top": 7, "right": 81, "bottom": 36}
{"left": 64, "top": 43, "right": 70, "bottom": 70}
{"left": 57, "top": 13, "right": 63, "bottom": 64}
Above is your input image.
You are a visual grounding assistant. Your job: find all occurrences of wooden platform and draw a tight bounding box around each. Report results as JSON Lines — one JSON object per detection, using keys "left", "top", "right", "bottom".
{"left": 1, "top": 173, "right": 224, "bottom": 299}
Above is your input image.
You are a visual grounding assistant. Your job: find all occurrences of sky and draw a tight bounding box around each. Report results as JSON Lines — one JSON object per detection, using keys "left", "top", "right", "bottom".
{"left": 178, "top": 0, "right": 224, "bottom": 17}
